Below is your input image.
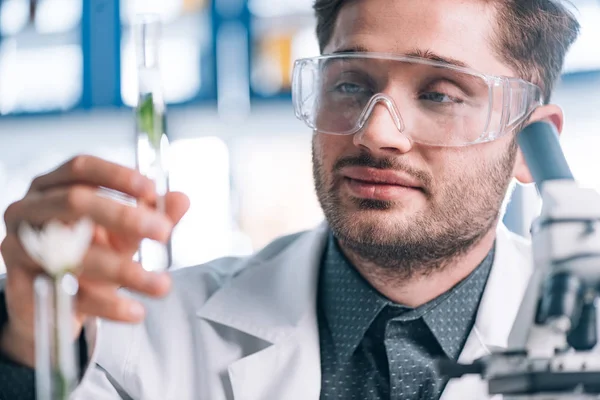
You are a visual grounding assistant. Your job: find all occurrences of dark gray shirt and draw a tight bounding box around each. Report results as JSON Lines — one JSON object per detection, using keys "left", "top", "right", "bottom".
{"left": 318, "top": 234, "right": 494, "bottom": 400}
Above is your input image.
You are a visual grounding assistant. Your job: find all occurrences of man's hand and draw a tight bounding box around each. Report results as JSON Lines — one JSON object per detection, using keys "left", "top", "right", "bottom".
{"left": 0, "top": 155, "right": 190, "bottom": 367}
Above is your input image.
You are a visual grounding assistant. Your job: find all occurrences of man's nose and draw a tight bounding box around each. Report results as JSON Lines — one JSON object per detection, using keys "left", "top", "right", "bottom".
{"left": 352, "top": 95, "right": 413, "bottom": 155}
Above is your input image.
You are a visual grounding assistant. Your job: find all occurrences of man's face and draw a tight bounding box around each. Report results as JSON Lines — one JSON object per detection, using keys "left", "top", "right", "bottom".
{"left": 313, "top": 0, "right": 519, "bottom": 275}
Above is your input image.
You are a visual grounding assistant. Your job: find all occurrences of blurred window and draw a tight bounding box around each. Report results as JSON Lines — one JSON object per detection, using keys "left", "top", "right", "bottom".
{"left": 562, "top": 1, "right": 600, "bottom": 74}
{"left": 0, "top": 0, "right": 82, "bottom": 114}
{"left": 229, "top": 134, "right": 323, "bottom": 250}
{"left": 120, "top": 0, "right": 211, "bottom": 106}
{"left": 249, "top": 0, "right": 319, "bottom": 96}
{"left": 169, "top": 136, "right": 254, "bottom": 268}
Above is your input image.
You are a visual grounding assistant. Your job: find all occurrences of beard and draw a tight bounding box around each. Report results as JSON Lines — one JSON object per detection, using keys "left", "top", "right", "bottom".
{"left": 312, "top": 137, "right": 517, "bottom": 280}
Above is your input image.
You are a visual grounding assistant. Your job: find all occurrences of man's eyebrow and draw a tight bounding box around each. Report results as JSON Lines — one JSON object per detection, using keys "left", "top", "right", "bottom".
{"left": 405, "top": 49, "right": 471, "bottom": 69}
{"left": 330, "top": 46, "right": 471, "bottom": 69}
{"left": 331, "top": 45, "right": 371, "bottom": 54}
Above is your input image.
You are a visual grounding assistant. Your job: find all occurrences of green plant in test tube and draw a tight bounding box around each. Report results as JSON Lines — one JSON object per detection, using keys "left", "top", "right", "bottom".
{"left": 134, "top": 14, "right": 171, "bottom": 271}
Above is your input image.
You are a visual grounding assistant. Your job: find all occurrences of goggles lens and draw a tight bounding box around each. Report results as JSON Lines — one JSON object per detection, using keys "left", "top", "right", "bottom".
{"left": 292, "top": 53, "right": 542, "bottom": 147}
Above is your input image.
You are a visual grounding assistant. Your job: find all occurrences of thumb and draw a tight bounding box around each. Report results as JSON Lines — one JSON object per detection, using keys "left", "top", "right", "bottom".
{"left": 164, "top": 192, "right": 190, "bottom": 225}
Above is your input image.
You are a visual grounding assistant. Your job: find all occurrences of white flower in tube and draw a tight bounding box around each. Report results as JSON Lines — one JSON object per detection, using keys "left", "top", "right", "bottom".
{"left": 18, "top": 218, "right": 94, "bottom": 276}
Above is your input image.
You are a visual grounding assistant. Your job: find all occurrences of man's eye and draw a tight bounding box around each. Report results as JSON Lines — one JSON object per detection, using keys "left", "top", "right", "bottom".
{"left": 420, "top": 92, "right": 464, "bottom": 104}
{"left": 334, "top": 82, "right": 368, "bottom": 94}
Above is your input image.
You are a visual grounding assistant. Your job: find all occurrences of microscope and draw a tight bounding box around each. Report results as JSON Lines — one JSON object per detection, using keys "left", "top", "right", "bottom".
{"left": 440, "top": 121, "right": 600, "bottom": 399}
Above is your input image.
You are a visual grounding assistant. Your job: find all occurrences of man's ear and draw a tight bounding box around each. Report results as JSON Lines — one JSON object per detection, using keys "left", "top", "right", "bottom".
{"left": 513, "top": 104, "right": 564, "bottom": 184}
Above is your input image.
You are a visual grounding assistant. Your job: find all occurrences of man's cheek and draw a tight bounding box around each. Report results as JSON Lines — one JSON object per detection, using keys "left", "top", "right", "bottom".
{"left": 429, "top": 168, "right": 466, "bottom": 200}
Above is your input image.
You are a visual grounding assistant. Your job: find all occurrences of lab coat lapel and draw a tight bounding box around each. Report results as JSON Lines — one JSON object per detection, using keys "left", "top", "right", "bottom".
{"left": 226, "top": 309, "right": 322, "bottom": 400}
{"left": 197, "top": 223, "right": 329, "bottom": 400}
{"left": 440, "top": 225, "right": 533, "bottom": 400}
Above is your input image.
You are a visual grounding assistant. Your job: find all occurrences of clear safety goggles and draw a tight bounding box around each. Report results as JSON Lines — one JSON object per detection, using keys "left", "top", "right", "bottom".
{"left": 292, "top": 53, "right": 543, "bottom": 147}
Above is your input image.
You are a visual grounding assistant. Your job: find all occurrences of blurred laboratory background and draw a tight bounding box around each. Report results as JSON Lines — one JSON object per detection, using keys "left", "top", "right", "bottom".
{"left": 0, "top": 0, "right": 598, "bottom": 272}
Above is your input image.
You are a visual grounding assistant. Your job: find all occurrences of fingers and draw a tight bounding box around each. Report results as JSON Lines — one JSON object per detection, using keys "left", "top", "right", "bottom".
{"left": 29, "top": 155, "right": 156, "bottom": 202}
{"left": 76, "top": 280, "right": 147, "bottom": 323}
{"left": 165, "top": 192, "right": 190, "bottom": 225}
{"left": 4, "top": 233, "right": 166, "bottom": 324}
{"left": 1, "top": 234, "right": 39, "bottom": 272}
{"left": 3, "top": 234, "right": 171, "bottom": 299}
{"left": 2, "top": 263, "right": 38, "bottom": 345}
{"left": 3, "top": 260, "right": 35, "bottom": 316}
{"left": 2, "top": 154, "right": 188, "bottom": 333}
{"left": 81, "top": 245, "right": 171, "bottom": 297}
{"left": 138, "top": 191, "right": 190, "bottom": 225}
{"left": 4, "top": 185, "right": 173, "bottom": 242}
{"left": 102, "top": 191, "right": 189, "bottom": 256}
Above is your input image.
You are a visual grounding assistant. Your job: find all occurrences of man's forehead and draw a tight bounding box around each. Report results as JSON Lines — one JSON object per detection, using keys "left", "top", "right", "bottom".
{"left": 324, "top": 0, "right": 515, "bottom": 78}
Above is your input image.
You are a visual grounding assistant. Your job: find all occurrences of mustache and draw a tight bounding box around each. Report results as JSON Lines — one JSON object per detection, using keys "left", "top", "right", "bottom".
{"left": 333, "top": 152, "right": 432, "bottom": 189}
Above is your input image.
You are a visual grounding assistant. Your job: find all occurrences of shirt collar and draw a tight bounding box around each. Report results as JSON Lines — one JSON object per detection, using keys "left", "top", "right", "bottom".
{"left": 421, "top": 246, "right": 494, "bottom": 359}
{"left": 319, "top": 234, "right": 389, "bottom": 361}
{"left": 319, "top": 232, "right": 494, "bottom": 361}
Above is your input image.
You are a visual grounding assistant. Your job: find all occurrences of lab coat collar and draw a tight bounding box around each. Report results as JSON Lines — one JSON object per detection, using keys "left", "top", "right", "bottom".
{"left": 198, "top": 223, "right": 531, "bottom": 349}
{"left": 196, "top": 222, "right": 329, "bottom": 343}
{"left": 464, "top": 224, "right": 533, "bottom": 357}
{"left": 197, "top": 223, "right": 329, "bottom": 400}
{"left": 440, "top": 224, "right": 533, "bottom": 400}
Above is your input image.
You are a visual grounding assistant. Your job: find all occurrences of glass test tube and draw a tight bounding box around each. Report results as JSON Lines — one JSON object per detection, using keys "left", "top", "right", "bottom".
{"left": 34, "top": 274, "right": 79, "bottom": 400}
{"left": 134, "top": 14, "right": 171, "bottom": 271}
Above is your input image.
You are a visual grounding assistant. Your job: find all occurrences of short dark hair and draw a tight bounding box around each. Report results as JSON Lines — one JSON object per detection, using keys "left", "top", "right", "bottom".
{"left": 313, "top": 0, "right": 580, "bottom": 103}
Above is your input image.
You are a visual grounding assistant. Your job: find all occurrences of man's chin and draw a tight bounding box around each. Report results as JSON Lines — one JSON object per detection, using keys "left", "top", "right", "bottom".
{"left": 319, "top": 192, "right": 426, "bottom": 242}
{"left": 342, "top": 194, "right": 422, "bottom": 215}
{"left": 331, "top": 206, "right": 419, "bottom": 239}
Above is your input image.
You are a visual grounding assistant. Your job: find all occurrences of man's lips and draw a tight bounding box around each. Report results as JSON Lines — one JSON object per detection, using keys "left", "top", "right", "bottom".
{"left": 342, "top": 166, "right": 423, "bottom": 188}
{"left": 340, "top": 166, "right": 423, "bottom": 201}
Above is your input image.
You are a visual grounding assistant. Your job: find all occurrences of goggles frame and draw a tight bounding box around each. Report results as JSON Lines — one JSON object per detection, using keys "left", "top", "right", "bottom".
{"left": 292, "top": 52, "right": 544, "bottom": 147}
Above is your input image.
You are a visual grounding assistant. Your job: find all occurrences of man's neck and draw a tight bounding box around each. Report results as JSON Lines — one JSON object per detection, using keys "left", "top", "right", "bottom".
{"left": 339, "top": 228, "right": 497, "bottom": 308}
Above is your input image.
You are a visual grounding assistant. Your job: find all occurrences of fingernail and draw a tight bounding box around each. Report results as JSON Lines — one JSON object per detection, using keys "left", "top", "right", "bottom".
{"left": 129, "top": 302, "right": 145, "bottom": 319}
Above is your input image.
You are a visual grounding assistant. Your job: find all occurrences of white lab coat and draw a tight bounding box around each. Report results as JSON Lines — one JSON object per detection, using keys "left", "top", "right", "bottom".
{"left": 72, "top": 222, "right": 533, "bottom": 400}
